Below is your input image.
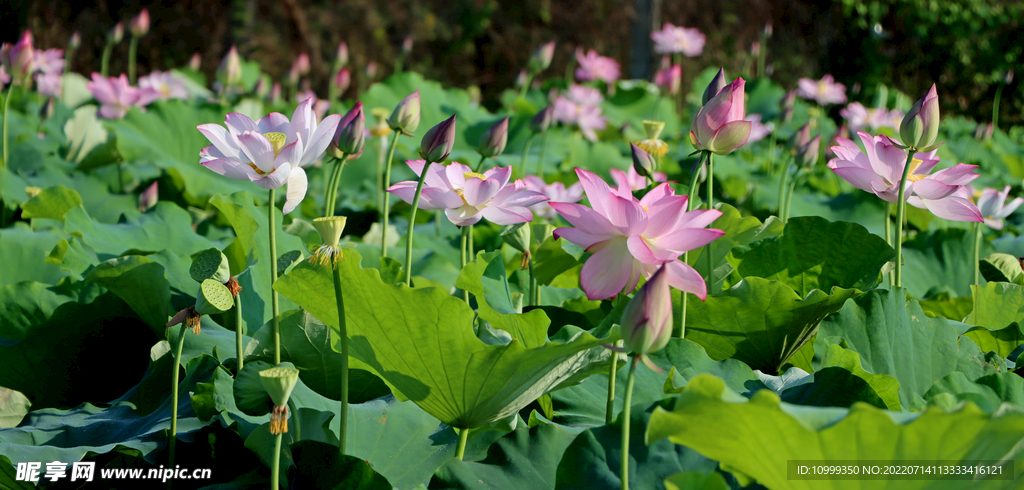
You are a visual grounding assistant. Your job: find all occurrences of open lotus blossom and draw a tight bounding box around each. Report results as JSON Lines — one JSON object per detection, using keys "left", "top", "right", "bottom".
{"left": 651, "top": 23, "right": 705, "bottom": 57}
{"left": 827, "top": 132, "right": 983, "bottom": 222}
{"left": 552, "top": 85, "right": 608, "bottom": 142}
{"left": 552, "top": 168, "right": 724, "bottom": 300}
{"left": 35, "top": 71, "right": 61, "bottom": 97}
{"left": 971, "top": 185, "right": 1023, "bottom": 230}
{"left": 611, "top": 166, "right": 667, "bottom": 193}
{"left": 523, "top": 175, "right": 584, "bottom": 219}
{"left": 139, "top": 71, "right": 189, "bottom": 100}
{"left": 745, "top": 114, "right": 773, "bottom": 144}
{"left": 86, "top": 73, "right": 160, "bottom": 119}
{"left": 796, "top": 74, "right": 847, "bottom": 106}
{"left": 387, "top": 161, "right": 548, "bottom": 226}
{"left": 198, "top": 98, "right": 341, "bottom": 214}
{"left": 33, "top": 48, "right": 64, "bottom": 75}
{"left": 574, "top": 48, "right": 620, "bottom": 84}
{"left": 840, "top": 102, "right": 903, "bottom": 132}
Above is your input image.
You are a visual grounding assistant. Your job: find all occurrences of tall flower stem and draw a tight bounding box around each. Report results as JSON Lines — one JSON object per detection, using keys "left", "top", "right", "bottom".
{"left": 270, "top": 432, "right": 283, "bottom": 490}
{"left": 325, "top": 153, "right": 349, "bottom": 216}
{"left": 461, "top": 226, "right": 470, "bottom": 304}
{"left": 993, "top": 82, "right": 1005, "bottom": 130}
{"left": 235, "top": 294, "right": 244, "bottom": 372}
{"left": 169, "top": 323, "right": 187, "bottom": 470}
{"left": 535, "top": 132, "right": 549, "bottom": 179}
{"left": 885, "top": 202, "right": 894, "bottom": 287}
{"left": 380, "top": 132, "right": 402, "bottom": 259}
{"left": 527, "top": 255, "right": 536, "bottom": 307}
{"left": 2, "top": 84, "right": 13, "bottom": 168}
{"left": 893, "top": 150, "right": 916, "bottom": 287}
{"left": 519, "top": 73, "right": 534, "bottom": 99}
{"left": 268, "top": 188, "right": 280, "bottom": 364}
{"left": 973, "top": 221, "right": 982, "bottom": 315}
{"left": 777, "top": 156, "right": 791, "bottom": 218}
{"left": 455, "top": 427, "right": 470, "bottom": 460}
{"left": 605, "top": 343, "right": 621, "bottom": 423}
{"left": 783, "top": 176, "right": 798, "bottom": 222}
{"left": 128, "top": 36, "right": 139, "bottom": 84}
{"left": 332, "top": 265, "right": 350, "bottom": 455}
{"left": 518, "top": 134, "right": 536, "bottom": 180}
{"left": 377, "top": 136, "right": 387, "bottom": 214}
{"left": 100, "top": 42, "right": 113, "bottom": 78}
{"left": 704, "top": 152, "right": 715, "bottom": 282}
{"left": 404, "top": 162, "right": 431, "bottom": 286}
{"left": 619, "top": 355, "right": 639, "bottom": 490}
{"left": 680, "top": 155, "right": 703, "bottom": 338}
{"left": 474, "top": 154, "right": 488, "bottom": 173}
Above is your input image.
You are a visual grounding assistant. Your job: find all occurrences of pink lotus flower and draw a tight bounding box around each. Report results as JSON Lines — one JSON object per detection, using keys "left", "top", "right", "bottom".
{"left": 840, "top": 102, "right": 903, "bottom": 132}
{"left": 33, "top": 48, "right": 64, "bottom": 75}
{"left": 552, "top": 168, "right": 724, "bottom": 300}
{"left": 574, "top": 48, "right": 620, "bottom": 84}
{"left": 552, "top": 84, "right": 607, "bottom": 141}
{"left": 86, "top": 73, "right": 160, "bottom": 119}
{"left": 523, "top": 175, "right": 584, "bottom": 219}
{"left": 197, "top": 98, "right": 341, "bottom": 214}
{"left": 651, "top": 23, "right": 705, "bottom": 57}
{"left": 797, "top": 75, "right": 847, "bottom": 106}
{"left": 745, "top": 114, "right": 773, "bottom": 144}
{"left": 689, "top": 77, "right": 751, "bottom": 155}
{"left": 827, "top": 132, "right": 982, "bottom": 222}
{"left": 611, "top": 166, "right": 667, "bottom": 193}
{"left": 387, "top": 161, "right": 548, "bottom": 226}
{"left": 35, "top": 71, "right": 61, "bottom": 97}
{"left": 139, "top": 71, "right": 189, "bottom": 100}
{"left": 974, "top": 185, "right": 1023, "bottom": 230}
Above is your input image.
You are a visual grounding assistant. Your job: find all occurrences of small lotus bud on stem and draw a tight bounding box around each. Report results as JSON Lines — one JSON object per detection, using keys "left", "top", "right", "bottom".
{"left": 388, "top": 90, "right": 421, "bottom": 136}
{"left": 269, "top": 404, "right": 289, "bottom": 435}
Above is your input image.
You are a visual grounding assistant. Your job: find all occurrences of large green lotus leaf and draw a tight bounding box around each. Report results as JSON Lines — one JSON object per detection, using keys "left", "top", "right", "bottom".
{"left": 600, "top": 82, "right": 683, "bottom": 137}
{"left": 686, "top": 203, "right": 784, "bottom": 293}
{"left": 0, "top": 387, "right": 30, "bottom": 429}
{"left": 919, "top": 292, "right": 974, "bottom": 322}
{"left": 648, "top": 374, "right": 1024, "bottom": 490}
{"left": 964, "top": 282, "right": 1024, "bottom": 358}
{"left": 84, "top": 255, "right": 172, "bottom": 334}
{"left": 168, "top": 317, "right": 252, "bottom": 368}
{"left": 244, "top": 309, "right": 390, "bottom": 403}
{"left": 955, "top": 336, "right": 1012, "bottom": 382}
{"left": 429, "top": 423, "right": 578, "bottom": 490}
{"left": 0, "top": 354, "right": 220, "bottom": 490}
{"left": 551, "top": 339, "right": 765, "bottom": 429}
{"left": 532, "top": 236, "right": 583, "bottom": 287}
{"left": 781, "top": 344, "right": 902, "bottom": 411}
{"left": 0, "top": 224, "right": 70, "bottom": 287}
{"left": 924, "top": 371, "right": 1024, "bottom": 412}
{"left": 0, "top": 282, "right": 67, "bottom": 338}
{"left": 553, "top": 401, "right": 720, "bottom": 490}
{"left": 208, "top": 191, "right": 304, "bottom": 328}
{"left": 19, "top": 185, "right": 82, "bottom": 222}
{"left": 727, "top": 216, "right": 894, "bottom": 296}
{"left": 291, "top": 441, "right": 392, "bottom": 490}
{"left": 456, "top": 250, "right": 550, "bottom": 348}
{"left": 663, "top": 472, "right": 730, "bottom": 490}
{"left": 684, "top": 276, "right": 858, "bottom": 374}
{"left": 274, "top": 249, "right": 615, "bottom": 429}
{"left": 902, "top": 228, "right": 992, "bottom": 299}
{"left": 63, "top": 202, "right": 215, "bottom": 257}
{"left": 816, "top": 288, "right": 967, "bottom": 410}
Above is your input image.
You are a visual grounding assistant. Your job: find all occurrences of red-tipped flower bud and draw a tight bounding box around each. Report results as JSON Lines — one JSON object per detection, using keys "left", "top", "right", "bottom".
{"left": 109, "top": 23, "right": 124, "bottom": 44}
{"left": 6, "top": 31, "right": 34, "bottom": 81}
{"left": 335, "top": 42, "right": 349, "bottom": 68}
{"left": 419, "top": 114, "right": 456, "bottom": 163}
{"left": 797, "top": 134, "right": 821, "bottom": 169}
{"left": 218, "top": 46, "right": 241, "bottom": 87}
{"left": 630, "top": 142, "right": 657, "bottom": 180}
{"left": 131, "top": 9, "right": 150, "bottom": 37}
{"left": 332, "top": 67, "right": 351, "bottom": 94}
{"left": 620, "top": 265, "right": 673, "bottom": 355}
{"left": 478, "top": 116, "right": 509, "bottom": 158}
{"left": 332, "top": 101, "right": 366, "bottom": 157}
{"left": 702, "top": 67, "right": 727, "bottom": 105}
{"left": 69, "top": 32, "right": 81, "bottom": 50}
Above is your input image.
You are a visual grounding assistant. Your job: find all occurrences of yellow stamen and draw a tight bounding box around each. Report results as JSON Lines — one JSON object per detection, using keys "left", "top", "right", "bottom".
{"left": 636, "top": 139, "right": 669, "bottom": 157}
{"left": 463, "top": 171, "right": 487, "bottom": 181}
{"left": 906, "top": 158, "right": 925, "bottom": 183}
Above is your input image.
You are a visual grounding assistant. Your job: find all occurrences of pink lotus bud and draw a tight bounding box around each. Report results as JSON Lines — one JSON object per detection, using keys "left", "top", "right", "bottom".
{"left": 69, "top": 32, "right": 81, "bottom": 50}
{"left": 387, "top": 90, "right": 420, "bottom": 135}
{"left": 1005, "top": 70, "right": 1014, "bottom": 85}
{"left": 7, "top": 31, "right": 34, "bottom": 81}
{"left": 630, "top": 142, "right": 657, "bottom": 180}
{"left": 188, "top": 53, "right": 201, "bottom": 71}
{"left": 655, "top": 64, "right": 681, "bottom": 96}
{"left": 365, "top": 61, "right": 378, "bottom": 79}
{"left": 401, "top": 36, "right": 413, "bottom": 55}
{"left": 419, "top": 114, "right": 456, "bottom": 163}
{"left": 702, "top": 67, "right": 727, "bottom": 105}
{"left": 751, "top": 41, "right": 761, "bottom": 56}
{"left": 336, "top": 42, "right": 349, "bottom": 67}
{"left": 789, "top": 123, "right": 811, "bottom": 152}
{"left": 333, "top": 101, "right": 366, "bottom": 156}
{"left": 294, "top": 52, "right": 310, "bottom": 75}
{"left": 528, "top": 41, "right": 556, "bottom": 73}
{"left": 797, "top": 134, "right": 821, "bottom": 169}
{"left": 332, "top": 67, "right": 351, "bottom": 94}
{"left": 270, "top": 82, "right": 282, "bottom": 105}
{"left": 253, "top": 76, "right": 269, "bottom": 98}
{"left": 109, "top": 23, "right": 124, "bottom": 44}
{"left": 780, "top": 89, "right": 796, "bottom": 123}
{"left": 138, "top": 181, "right": 158, "bottom": 211}
{"left": 764, "top": 22, "right": 773, "bottom": 38}
{"left": 690, "top": 77, "right": 751, "bottom": 155}
{"left": 477, "top": 116, "right": 509, "bottom": 158}
{"left": 515, "top": 69, "right": 528, "bottom": 88}
{"left": 900, "top": 84, "right": 939, "bottom": 150}
{"left": 131, "top": 9, "right": 150, "bottom": 37}
{"left": 530, "top": 105, "right": 554, "bottom": 133}
{"left": 620, "top": 265, "right": 673, "bottom": 355}
{"left": 218, "top": 46, "right": 241, "bottom": 86}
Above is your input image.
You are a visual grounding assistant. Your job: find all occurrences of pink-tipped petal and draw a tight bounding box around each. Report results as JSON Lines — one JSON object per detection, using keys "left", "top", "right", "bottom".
{"left": 579, "top": 238, "right": 634, "bottom": 300}
{"left": 197, "top": 124, "right": 244, "bottom": 160}
{"left": 202, "top": 158, "right": 260, "bottom": 180}
{"left": 225, "top": 112, "right": 260, "bottom": 134}
{"left": 299, "top": 113, "right": 341, "bottom": 167}
{"left": 663, "top": 259, "right": 708, "bottom": 300}
{"left": 921, "top": 196, "right": 983, "bottom": 222}
{"left": 462, "top": 177, "right": 502, "bottom": 207}
{"left": 548, "top": 201, "right": 618, "bottom": 237}
{"left": 553, "top": 228, "right": 609, "bottom": 251}
{"left": 257, "top": 112, "right": 290, "bottom": 134}
{"left": 627, "top": 235, "right": 663, "bottom": 265}
{"left": 574, "top": 167, "right": 616, "bottom": 217}
{"left": 649, "top": 228, "right": 726, "bottom": 254}
{"left": 708, "top": 120, "right": 751, "bottom": 154}
{"left": 480, "top": 205, "right": 533, "bottom": 225}
{"left": 912, "top": 179, "right": 958, "bottom": 200}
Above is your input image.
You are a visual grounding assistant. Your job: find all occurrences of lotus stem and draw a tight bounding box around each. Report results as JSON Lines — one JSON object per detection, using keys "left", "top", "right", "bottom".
{"left": 536, "top": 131, "right": 549, "bottom": 179}
{"left": 518, "top": 133, "right": 535, "bottom": 181}
{"left": 974, "top": 221, "right": 982, "bottom": 315}
{"left": 605, "top": 342, "right": 620, "bottom": 424}
{"left": 381, "top": 132, "right": 401, "bottom": 259}
{"left": 100, "top": 42, "right": 113, "bottom": 78}
{"left": 528, "top": 255, "right": 536, "bottom": 307}
{"left": 777, "top": 156, "right": 791, "bottom": 218}
{"left": 404, "top": 163, "right": 431, "bottom": 286}
{"left": 235, "top": 293, "right": 243, "bottom": 371}
{"left": 2, "top": 84, "right": 12, "bottom": 168}
{"left": 169, "top": 323, "right": 187, "bottom": 471}
{"left": 783, "top": 176, "right": 797, "bottom": 222}
{"left": 377, "top": 136, "right": 387, "bottom": 216}
{"left": 461, "top": 226, "right": 470, "bottom": 304}
{"left": 435, "top": 210, "right": 442, "bottom": 237}
{"left": 288, "top": 398, "right": 301, "bottom": 441}
{"left": 455, "top": 427, "right": 470, "bottom": 460}
{"left": 519, "top": 72, "right": 534, "bottom": 99}
{"left": 894, "top": 150, "right": 915, "bottom": 287}
{"left": 116, "top": 160, "right": 125, "bottom": 194}
{"left": 680, "top": 155, "right": 703, "bottom": 338}
{"left": 885, "top": 202, "right": 894, "bottom": 287}
{"left": 324, "top": 156, "right": 341, "bottom": 216}
{"left": 270, "top": 432, "right": 282, "bottom": 490}
{"left": 128, "top": 36, "right": 139, "bottom": 85}
{"left": 326, "top": 153, "right": 348, "bottom": 216}
{"left": 993, "top": 82, "right": 1004, "bottom": 130}
{"left": 474, "top": 154, "right": 487, "bottom": 173}
{"left": 269, "top": 188, "right": 280, "bottom": 364}
{"left": 332, "top": 265, "right": 350, "bottom": 454}
{"left": 704, "top": 151, "right": 714, "bottom": 283}
{"left": 620, "top": 355, "right": 638, "bottom": 490}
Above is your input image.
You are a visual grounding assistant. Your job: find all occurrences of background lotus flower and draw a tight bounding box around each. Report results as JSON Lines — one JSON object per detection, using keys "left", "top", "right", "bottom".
{"left": 840, "top": 102, "right": 903, "bottom": 132}
{"left": 553, "top": 85, "right": 607, "bottom": 141}
{"left": 552, "top": 168, "right": 724, "bottom": 300}
{"left": 689, "top": 77, "right": 751, "bottom": 155}
{"left": 86, "top": 73, "right": 159, "bottom": 119}
{"left": 974, "top": 185, "right": 1022, "bottom": 230}
{"left": 387, "top": 161, "right": 547, "bottom": 226}
{"left": 523, "top": 175, "right": 583, "bottom": 219}
{"left": 651, "top": 23, "right": 705, "bottom": 57}
{"left": 35, "top": 72, "right": 61, "bottom": 97}
{"left": 611, "top": 166, "right": 666, "bottom": 193}
{"left": 32, "top": 48, "right": 63, "bottom": 76}
{"left": 574, "top": 48, "right": 620, "bottom": 83}
{"left": 827, "top": 132, "right": 982, "bottom": 221}
{"left": 0, "top": 66, "right": 9, "bottom": 86}
{"left": 796, "top": 74, "right": 847, "bottom": 106}
{"left": 745, "top": 114, "right": 773, "bottom": 144}
{"left": 139, "top": 71, "right": 189, "bottom": 100}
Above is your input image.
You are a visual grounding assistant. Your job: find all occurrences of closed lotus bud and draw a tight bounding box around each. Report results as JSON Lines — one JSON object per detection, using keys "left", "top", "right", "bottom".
{"left": 530, "top": 105, "right": 555, "bottom": 134}
{"left": 984, "top": 122, "right": 994, "bottom": 140}
{"left": 188, "top": 53, "right": 201, "bottom": 71}
{"left": 332, "top": 67, "right": 351, "bottom": 95}
{"left": 478, "top": 116, "right": 509, "bottom": 158}
{"left": 690, "top": 77, "right": 751, "bottom": 155}
{"left": 780, "top": 89, "right": 796, "bottom": 124}
{"left": 69, "top": 32, "right": 81, "bottom": 50}
{"left": 751, "top": 41, "right": 761, "bottom": 56}
{"left": 254, "top": 76, "right": 269, "bottom": 98}
{"left": 419, "top": 114, "right": 457, "bottom": 163}
{"left": 764, "top": 22, "right": 773, "bottom": 38}
{"left": 218, "top": 46, "right": 241, "bottom": 87}
{"left": 109, "top": 23, "right": 124, "bottom": 44}
{"left": 401, "top": 36, "right": 413, "bottom": 55}
{"left": 789, "top": 123, "right": 811, "bottom": 154}
{"left": 269, "top": 82, "right": 282, "bottom": 105}
{"left": 1006, "top": 70, "right": 1014, "bottom": 85}
{"left": 630, "top": 142, "right": 657, "bottom": 180}
{"left": 899, "top": 84, "right": 940, "bottom": 150}
{"left": 293, "top": 52, "right": 310, "bottom": 76}
{"left": 528, "top": 41, "right": 556, "bottom": 73}
{"left": 620, "top": 266, "right": 673, "bottom": 355}
{"left": 131, "top": 9, "right": 150, "bottom": 37}
{"left": 655, "top": 64, "right": 681, "bottom": 96}
{"left": 797, "top": 134, "right": 821, "bottom": 169}
{"left": 515, "top": 70, "right": 529, "bottom": 88}
{"left": 702, "top": 67, "right": 727, "bottom": 105}
{"left": 7, "top": 31, "right": 34, "bottom": 81}
{"left": 365, "top": 61, "right": 378, "bottom": 79}
{"left": 388, "top": 90, "right": 421, "bottom": 135}
{"left": 335, "top": 41, "right": 349, "bottom": 68}
{"left": 138, "top": 181, "right": 158, "bottom": 212}
{"left": 332, "top": 101, "right": 365, "bottom": 157}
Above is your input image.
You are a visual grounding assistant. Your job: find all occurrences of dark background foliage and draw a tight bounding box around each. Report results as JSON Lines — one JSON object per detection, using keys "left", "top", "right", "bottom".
{"left": 2, "top": 0, "right": 1021, "bottom": 123}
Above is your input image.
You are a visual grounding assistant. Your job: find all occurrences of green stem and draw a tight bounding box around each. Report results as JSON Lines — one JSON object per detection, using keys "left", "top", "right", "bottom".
{"left": 405, "top": 161, "right": 431, "bottom": 286}
{"left": 894, "top": 150, "right": 916, "bottom": 288}
{"left": 324, "top": 156, "right": 342, "bottom": 216}
{"left": 235, "top": 293, "right": 244, "bottom": 372}
{"left": 269, "top": 188, "right": 280, "bottom": 364}
{"left": 778, "top": 157, "right": 791, "bottom": 218}
{"left": 288, "top": 398, "right": 301, "bottom": 442}
{"left": 101, "top": 43, "right": 113, "bottom": 78}
{"left": 993, "top": 83, "right": 1005, "bottom": 130}
{"left": 377, "top": 136, "right": 387, "bottom": 215}
{"left": 536, "top": 132, "right": 549, "bottom": 179}
{"left": 605, "top": 342, "right": 620, "bottom": 424}
{"left": 474, "top": 154, "right": 487, "bottom": 173}
{"left": 271, "top": 433, "right": 282, "bottom": 490}
{"left": 461, "top": 226, "right": 470, "bottom": 304}
{"left": 620, "top": 355, "right": 638, "bottom": 490}
{"left": 519, "top": 72, "right": 534, "bottom": 99}
{"left": 116, "top": 161, "right": 125, "bottom": 194}
{"left": 435, "top": 210, "right": 442, "bottom": 237}
{"left": 527, "top": 256, "right": 536, "bottom": 307}
{"left": 455, "top": 427, "right": 470, "bottom": 460}
{"left": 885, "top": 202, "right": 894, "bottom": 287}
{"left": 128, "top": 36, "right": 138, "bottom": 85}
{"left": 169, "top": 323, "right": 187, "bottom": 469}
{"left": 381, "top": 132, "right": 401, "bottom": 259}
{"left": 704, "top": 152, "right": 714, "bottom": 282}
{"left": 326, "top": 153, "right": 349, "bottom": 217}
{"left": 680, "top": 155, "right": 703, "bottom": 338}
{"left": 974, "top": 221, "right": 982, "bottom": 316}
{"left": 767, "top": 137, "right": 777, "bottom": 175}
{"left": 332, "top": 265, "right": 349, "bottom": 454}
{"left": 518, "top": 134, "right": 535, "bottom": 180}
{"left": 2, "top": 83, "right": 12, "bottom": 168}
{"left": 784, "top": 177, "right": 797, "bottom": 222}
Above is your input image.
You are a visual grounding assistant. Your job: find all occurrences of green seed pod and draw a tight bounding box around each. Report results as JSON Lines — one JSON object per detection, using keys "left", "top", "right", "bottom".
{"left": 501, "top": 223, "right": 532, "bottom": 254}
{"left": 277, "top": 250, "right": 304, "bottom": 276}
{"left": 259, "top": 365, "right": 300, "bottom": 407}
{"left": 190, "top": 248, "right": 231, "bottom": 284}
{"left": 195, "top": 279, "right": 233, "bottom": 316}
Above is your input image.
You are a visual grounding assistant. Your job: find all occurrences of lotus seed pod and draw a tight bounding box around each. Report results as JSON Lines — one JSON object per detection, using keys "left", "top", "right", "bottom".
{"left": 190, "top": 248, "right": 231, "bottom": 284}
{"left": 501, "top": 223, "right": 531, "bottom": 254}
{"left": 259, "top": 365, "right": 300, "bottom": 407}
{"left": 313, "top": 216, "right": 348, "bottom": 247}
{"left": 642, "top": 120, "right": 666, "bottom": 140}
{"left": 277, "top": 250, "right": 303, "bottom": 276}
{"left": 195, "top": 279, "right": 234, "bottom": 316}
